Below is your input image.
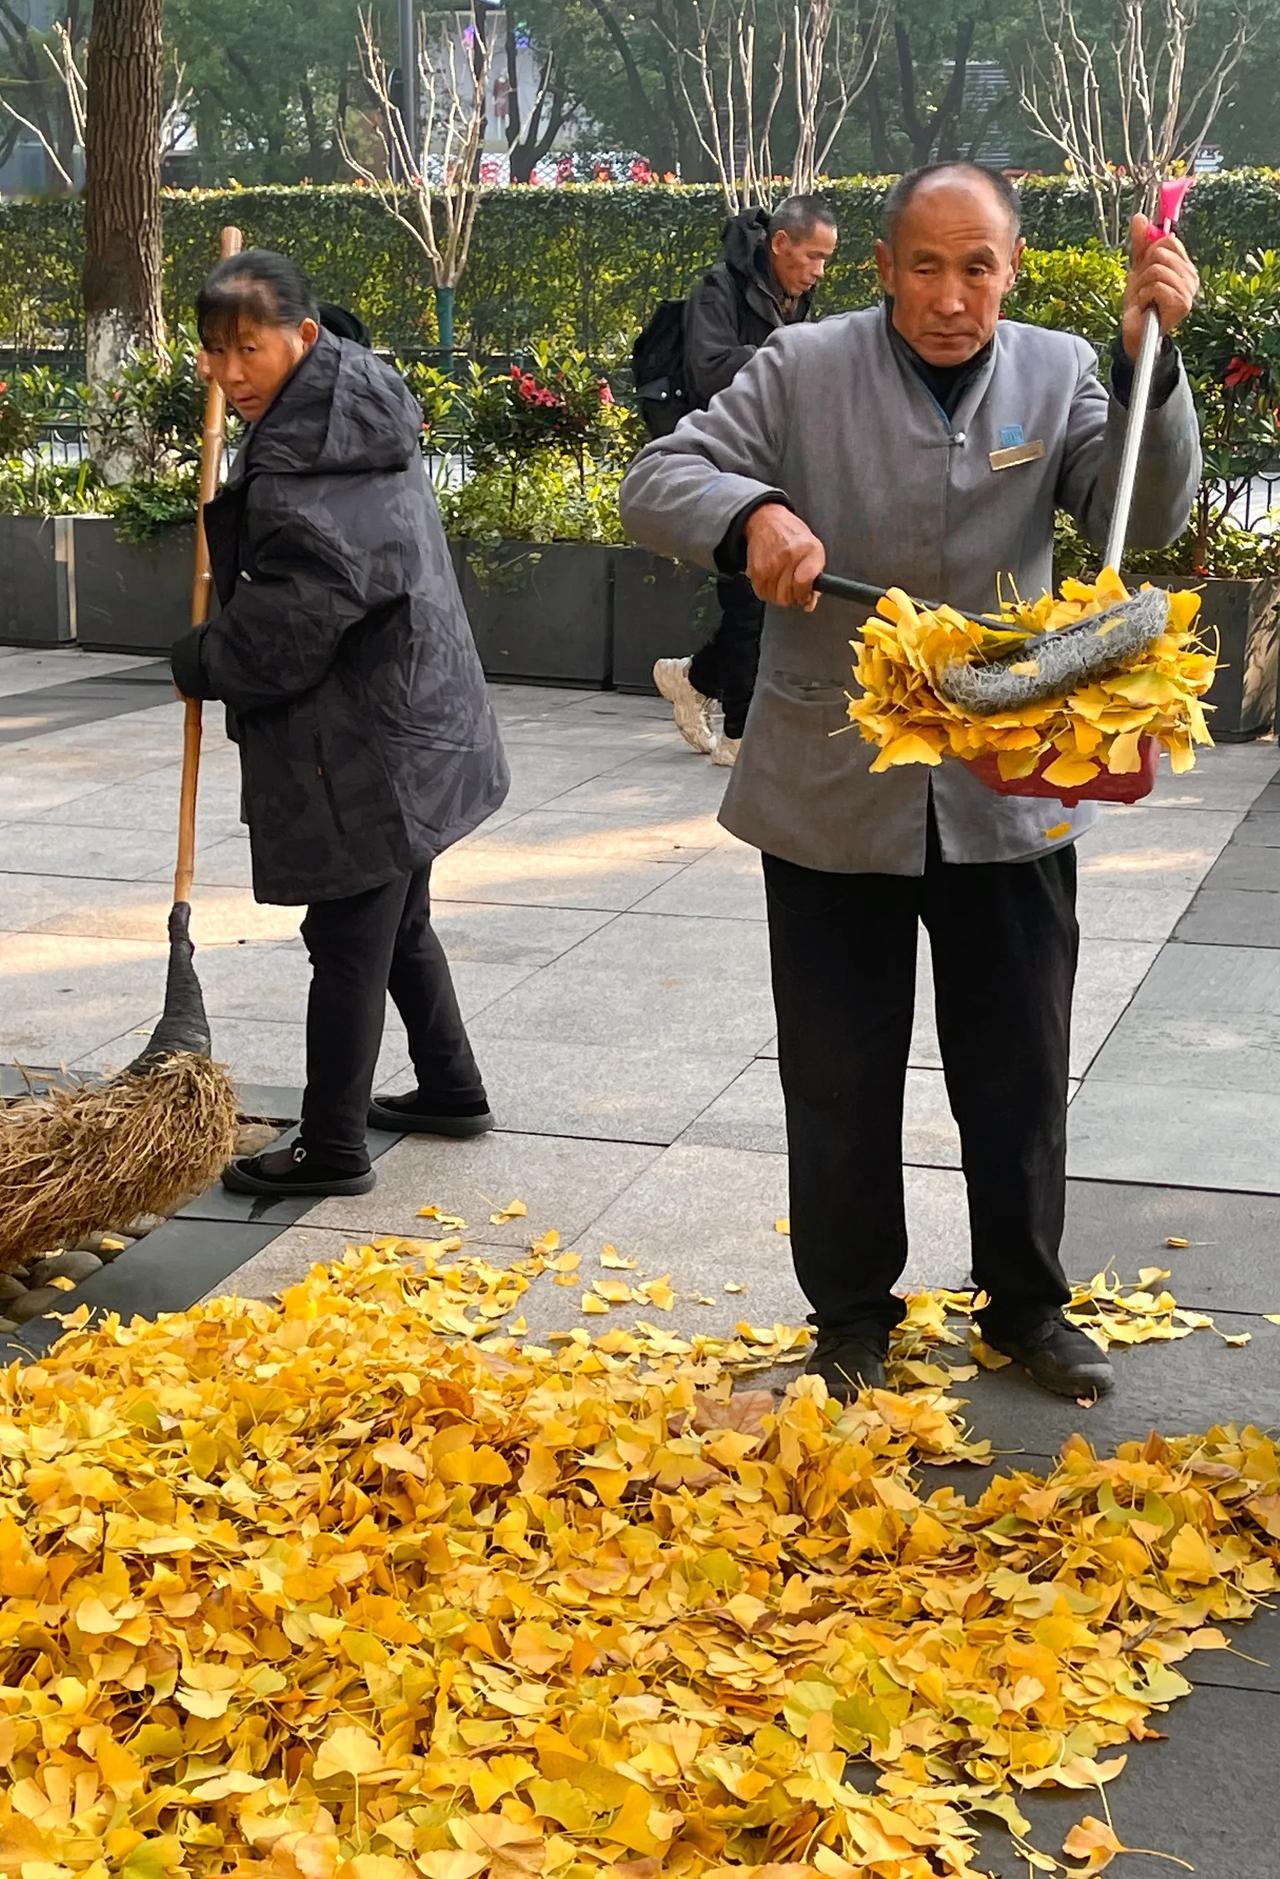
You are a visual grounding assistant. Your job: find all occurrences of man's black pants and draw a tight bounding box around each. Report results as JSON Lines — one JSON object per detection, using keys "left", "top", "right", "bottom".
{"left": 689, "top": 573, "right": 765, "bottom": 740}
{"left": 299, "top": 865, "right": 485, "bottom": 1172}
{"left": 762, "top": 816, "right": 1076, "bottom": 1340}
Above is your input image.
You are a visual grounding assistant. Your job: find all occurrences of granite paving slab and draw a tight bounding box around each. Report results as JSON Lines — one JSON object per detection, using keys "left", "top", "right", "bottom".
{"left": 1076, "top": 805, "right": 1238, "bottom": 891}
{"left": 466, "top": 910, "right": 776, "bottom": 1054}
{"left": 469, "top": 1034, "right": 752, "bottom": 1144}
{"left": 425, "top": 899, "right": 617, "bottom": 967}
{"left": 70, "top": 1011, "right": 411, "bottom": 1093}
{"left": 1069, "top": 1079, "right": 1280, "bottom": 1192}
{"left": 1233, "top": 810, "right": 1280, "bottom": 846}
{"left": 630, "top": 842, "right": 766, "bottom": 922}
{"left": 299, "top": 1129, "right": 664, "bottom": 1247}
{"left": 1073, "top": 880, "right": 1196, "bottom": 942}
{"left": 977, "top": 1684, "right": 1279, "bottom": 1879}
{"left": 1174, "top": 888, "right": 1280, "bottom": 946}
{"left": 141, "top": 832, "right": 254, "bottom": 889}
{"left": 0, "top": 820, "right": 170, "bottom": 881}
{"left": 430, "top": 840, "right": 690, "bottom": 912}
{"left": 1087, "top": 940, "right": 1280, "bottom": 1093}
{"left": 1060, "top": 1179, "right": 1280, "bottom": 1315}
{"left": 679, "top": 1058, "right": 1084, "bottom": 1168}
{"left": 931, "top": 1308, "right": 1280, "bottom": 1459}
{"left": 582, "top": 1143, "right": 974, "bottom": 1301}
{"left": 0, "top": 648, "right": 156, "bottom": 698}
{"left": 1202, "top": 842, "right": 1280, "bottom": 892}
{"left": 548, "top": 756, "right": 732, "bottom": 821}
{"left": 0, "top": 930, "right": 168, "bottom": 1064}
{"left": 25, "top": 880, "right": 300, "bottom": 945}
{"left": 468, "top": 804, "right": 727, "bottom": 863}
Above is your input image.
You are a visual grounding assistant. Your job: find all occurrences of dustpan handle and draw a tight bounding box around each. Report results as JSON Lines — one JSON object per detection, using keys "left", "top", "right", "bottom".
{"left": 1103, "top": 180, "right": 1190, "bottom": 577}
{"left": 1101, "top": 304, "right": 1162, "bottom": 578}
{"left": 175, "top": 223, "right": 243, "bottom": 907}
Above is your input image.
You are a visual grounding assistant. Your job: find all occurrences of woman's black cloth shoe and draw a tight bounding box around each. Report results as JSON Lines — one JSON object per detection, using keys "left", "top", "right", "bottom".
{"left": 368, "top": 1091, "right": 495, "bottom": 1138}
{"left": 222, "top": 1143, "right": 375, "bottom": 1198}
{"left": 984, "top": 1315, "right": 1115, "bottom": 1400}
{"left": 803, "top": 1328, "right": 888, "bottom": 1400}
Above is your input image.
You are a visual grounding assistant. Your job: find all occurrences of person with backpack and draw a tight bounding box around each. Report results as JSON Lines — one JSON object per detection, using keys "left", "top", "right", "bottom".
{"left": 641, "top": 196, "right": 838, "bottom": 766}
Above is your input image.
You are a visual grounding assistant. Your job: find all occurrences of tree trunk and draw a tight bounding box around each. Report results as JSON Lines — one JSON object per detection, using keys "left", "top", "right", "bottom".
{"left": 82, "top": 0, "right": 164, "bottom": 412}
{"left": 866, "top": 71, "right": 895, "bottom": 173}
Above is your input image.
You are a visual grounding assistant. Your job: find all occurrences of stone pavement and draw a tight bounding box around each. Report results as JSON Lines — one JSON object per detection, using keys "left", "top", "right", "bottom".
{"left": 3, "top": 644, "right": 1280, "bottom": 1875}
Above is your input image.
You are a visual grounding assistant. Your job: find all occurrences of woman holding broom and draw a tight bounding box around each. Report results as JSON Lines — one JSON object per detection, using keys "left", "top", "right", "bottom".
{"left": 171, "top": 250, "right": 509, "bottom": 1199}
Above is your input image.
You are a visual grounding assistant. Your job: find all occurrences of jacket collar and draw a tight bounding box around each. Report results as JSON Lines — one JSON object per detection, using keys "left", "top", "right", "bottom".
{"left": 880, "top": 299, "right": 999, "bottom": 432}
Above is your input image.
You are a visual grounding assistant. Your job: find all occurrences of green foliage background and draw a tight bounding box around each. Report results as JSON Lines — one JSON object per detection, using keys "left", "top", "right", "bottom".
{"left": 5, "top": 172, "right": 1280, "bottom": 356}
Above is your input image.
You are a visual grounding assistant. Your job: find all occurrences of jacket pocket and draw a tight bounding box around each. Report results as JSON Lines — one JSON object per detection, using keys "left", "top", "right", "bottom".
{"left": 313, "top": 732, "right": 347, "bottom": 837}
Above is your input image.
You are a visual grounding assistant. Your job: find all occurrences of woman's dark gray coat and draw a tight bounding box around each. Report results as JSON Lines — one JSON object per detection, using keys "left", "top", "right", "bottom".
{"left": 171, "top": 329, "right": 508, "bottom": 905}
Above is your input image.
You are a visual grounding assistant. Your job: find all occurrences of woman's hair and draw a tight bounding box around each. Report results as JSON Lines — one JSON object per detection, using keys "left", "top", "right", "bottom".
{"left": 196, "top": 249, "right": 320, "bottom": 346}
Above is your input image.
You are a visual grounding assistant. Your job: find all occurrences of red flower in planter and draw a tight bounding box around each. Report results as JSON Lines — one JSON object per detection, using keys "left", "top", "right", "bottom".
{"left": 598, "top": 380, "right": 614, "bottom": 404}
{"left": 1225, "top": 355, "right": 1264, "bottom": 388}
{"left": 0, "top": 382, "right": 7, "bottom": 396}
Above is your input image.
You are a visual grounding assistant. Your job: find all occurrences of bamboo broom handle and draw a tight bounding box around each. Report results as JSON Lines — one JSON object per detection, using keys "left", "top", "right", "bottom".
{"left": 175, "top": 223, "right": 243, "bottom": 907}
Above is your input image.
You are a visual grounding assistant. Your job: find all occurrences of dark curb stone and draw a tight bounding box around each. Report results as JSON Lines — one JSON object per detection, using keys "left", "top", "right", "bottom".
{"left": 977, "top": 1685, "right": 1280, "bottom": 1877}
{"left": 1174, "top": 888, "right": 1280, "bottom": 947}
{"left": 0, "top": 662, "right": 174, "bottom": 745}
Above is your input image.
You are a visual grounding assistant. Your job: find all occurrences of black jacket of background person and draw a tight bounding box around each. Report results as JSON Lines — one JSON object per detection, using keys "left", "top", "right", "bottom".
{"left": 683, "top": 206, "right": 817, "bottom": 408}
{"left": 171, "top": 328, "right": 508, "bottom": 906}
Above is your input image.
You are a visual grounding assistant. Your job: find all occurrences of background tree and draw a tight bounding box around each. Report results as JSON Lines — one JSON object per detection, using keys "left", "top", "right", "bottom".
{"left": 341, "top": 4, "right": 535, "bottom": 351}
{"left": 0, "top": 0, "right": 88, "bottom": 189}
{"left": 164, "top": 0, "right": 363, "bottom": 183}
{"left": 82, "top": 0, "right": 165, "bottom": 412}
{"left": 1019, "top": 0, "right": 1253, "bottom": 243}
{"left": 671, "top": 0, "right": 885, "bottom": 211}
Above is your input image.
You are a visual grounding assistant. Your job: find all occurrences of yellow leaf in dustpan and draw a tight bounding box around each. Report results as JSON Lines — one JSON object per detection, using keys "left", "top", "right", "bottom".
{"left": 870, "top": 731, "right": 944, "bottom": 772}
{"left": 1106, "top": 730, "right": 1144, "bottom": 774}
{"left": 1041, "top": 753, "right": 1100, "bottom": 789}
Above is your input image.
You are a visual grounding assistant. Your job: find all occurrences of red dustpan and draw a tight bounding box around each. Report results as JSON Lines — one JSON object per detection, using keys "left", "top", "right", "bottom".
{"left": 964, "top": 738, "right": 1159, "bottom": 807}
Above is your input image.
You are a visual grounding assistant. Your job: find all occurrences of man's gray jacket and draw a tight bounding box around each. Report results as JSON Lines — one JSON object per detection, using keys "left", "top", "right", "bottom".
{"left": 619, "top": 306, "right": 1201, "bottom": 873}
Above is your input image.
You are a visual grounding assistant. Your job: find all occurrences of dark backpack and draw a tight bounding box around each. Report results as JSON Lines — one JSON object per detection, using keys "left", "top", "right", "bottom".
{"left": 632, "top": 298, "right": 691, "bottom": 438}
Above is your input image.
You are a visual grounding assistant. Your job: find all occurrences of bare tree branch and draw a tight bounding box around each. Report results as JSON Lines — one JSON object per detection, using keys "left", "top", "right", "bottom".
{"left": 341, "top": 7, "right": 543, "bottom": 293}
{"left": 1020, "top": 0, "right": 1253, "bottom": 245}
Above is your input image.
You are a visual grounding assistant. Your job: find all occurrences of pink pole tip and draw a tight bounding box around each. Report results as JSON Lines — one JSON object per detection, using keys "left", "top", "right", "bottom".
{"left": 1157, "top": 177, "right": 1193, "bottom": 232}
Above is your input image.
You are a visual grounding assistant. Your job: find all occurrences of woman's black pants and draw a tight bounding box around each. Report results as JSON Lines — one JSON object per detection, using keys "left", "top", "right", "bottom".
{"left": 298, "top": 864, "right": 485, "bottom": 1172}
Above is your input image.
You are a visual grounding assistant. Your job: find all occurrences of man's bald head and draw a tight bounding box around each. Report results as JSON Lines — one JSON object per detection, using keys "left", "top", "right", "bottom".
{"left": 881, "top": 162, "right": 1022, "bottom": 252}
{"left": 875, "top": 162, "right": 1026, "bottom": 366}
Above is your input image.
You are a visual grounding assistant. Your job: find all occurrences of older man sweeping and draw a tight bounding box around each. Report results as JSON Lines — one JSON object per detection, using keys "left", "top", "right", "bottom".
{"left": 620, "top": 162, "right": 1201, "bottom": 1402}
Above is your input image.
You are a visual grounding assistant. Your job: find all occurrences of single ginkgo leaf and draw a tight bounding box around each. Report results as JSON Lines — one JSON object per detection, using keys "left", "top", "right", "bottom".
{"left": 490, "top": 1199, "right": 528, "bottom": 1225}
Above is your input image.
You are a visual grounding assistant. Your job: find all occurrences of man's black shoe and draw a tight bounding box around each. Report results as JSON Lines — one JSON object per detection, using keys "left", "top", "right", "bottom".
{"left": 804, "top": 1329, "right": 888, "bottom": 1400}
{"left": 222, "top": 1142, "right": 375, "bottom": 1198}
{"left": 985, "top": 1315, "right": 1115, "bottom": 1400}
{"left": 368, "top": 1090, "right": 495, "bottom": 1138}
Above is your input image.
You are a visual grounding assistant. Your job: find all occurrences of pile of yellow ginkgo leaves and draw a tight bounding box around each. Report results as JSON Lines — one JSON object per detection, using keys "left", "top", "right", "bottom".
{"left": 846, "top": 571, "right": 1216, "bottom": 788}
{"left": 1, "top": 1232, "right": 1278, "bottom": 1879}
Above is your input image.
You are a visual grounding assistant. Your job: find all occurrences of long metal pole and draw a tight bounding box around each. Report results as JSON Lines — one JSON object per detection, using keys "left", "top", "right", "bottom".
{"left": 399, "top": 0, "right": 416, "bottom": 168}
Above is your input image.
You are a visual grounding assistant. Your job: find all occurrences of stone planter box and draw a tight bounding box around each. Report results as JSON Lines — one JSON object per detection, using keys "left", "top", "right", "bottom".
{"left": 610, "top": 547, "right": 717, "bottom": 693}
{"left": 1203, "top": 576, "right": 1280, "bottom": 741}
{"left": 0, "top": 516, "right": 75, "bottom": 646}
{"left": 73, "top": 518, "right": 195, "bottom": 654}
{"left": 457, "top": 539, "right": 612, "bottom": 687}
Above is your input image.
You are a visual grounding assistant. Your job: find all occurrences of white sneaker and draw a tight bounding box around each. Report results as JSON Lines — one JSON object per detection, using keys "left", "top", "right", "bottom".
{"left": 711, "top": 733, "right": 741, "bottom": 768}
{"left": 653, "top": 656, "right": 714, "bottom": 754}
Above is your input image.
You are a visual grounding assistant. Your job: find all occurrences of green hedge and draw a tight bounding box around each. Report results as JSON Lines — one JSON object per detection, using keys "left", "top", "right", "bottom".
{"left": 4, "top": 170, "right": 1280, "bottom": 357}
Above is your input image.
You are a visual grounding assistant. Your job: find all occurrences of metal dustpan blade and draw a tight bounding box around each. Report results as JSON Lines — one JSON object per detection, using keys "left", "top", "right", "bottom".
{"left": 935, "top": 586, "right": 1171, "bottom": 717}
{"left": 128, "top": 902, "right": 213, "bottom": 1073}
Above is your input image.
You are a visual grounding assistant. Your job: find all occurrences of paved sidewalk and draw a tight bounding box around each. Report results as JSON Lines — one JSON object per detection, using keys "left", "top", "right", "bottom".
{"left": 3, "top": 644, "right": 1280, "bottom": 1875}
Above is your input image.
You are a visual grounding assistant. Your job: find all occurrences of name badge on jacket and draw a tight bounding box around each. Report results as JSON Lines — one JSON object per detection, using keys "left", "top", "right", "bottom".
{"left": 990, "top": 425, "right": 1046, "bottom": 472}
